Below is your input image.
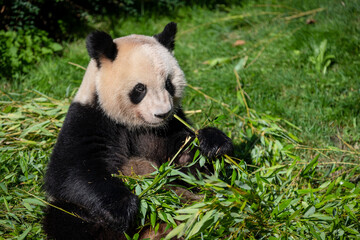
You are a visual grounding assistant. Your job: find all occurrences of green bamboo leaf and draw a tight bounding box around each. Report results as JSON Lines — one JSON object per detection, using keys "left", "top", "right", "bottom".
{"left": 0, "top": 112, "right": 23, "bottom": 119}
{"left": 199, "top": 156, "right": 206, "bottom": 167}
{"left": 49, "top": 42, "right": 63, "bottom": 52}
{"left": 17, "top": 226, "right": 32, "bottom": 240}
{"left": 135, "top": 185, "right": 142, "bottom": 195}
{"left": 166, "top": 213, "right": 176, "bottom": 225}
{"left": 3, "top": 197, "right": 10, "bottom": 211}
{"left": 174, "top": 214, "right": 191, "bottom": 221}
{"left": 22, "top": 202, "right": 33, "bottom": 211}
{"left": 234, "top": 56, "right": 248, "bottom": 72}
{"left": 343, "top": 205, "right": 357, "bottom": 220}
{"left": 318, "top": 181, "right": 331, "bottom": 189}
{"left": 325, "top": 181, "right": 335, "bottom": 195}
{"left": 288, "top": 209, "right": 301, "bottom": 222}
{"left": 193, "top": 149, "right": 200, "bottom": 161}
{"left": 303, "top": 206, "right": 316, "bottom": 218}
{"left": 297, "top": 188, "right": 320, "bottom": 195}
{"left": 231, "top": 169, "right": 237, "bottom": 186}
{"left": 340, "top": 194, "right": 358, "bottom": 200}
{"left": 342, "top": 225, "right": 359, "bottom": 235}
{"left": 20, "top": 120, "right": 51, "bottom": 138}
{"left": 187, "top": 210, "right": 216, "bottom": 237}
{"left": 236, "top": 91, "right": 245, "bottom": 107}
{"left": 176, "top": 208, "right": 199, "bottom": 214}
{"left": 150, "top": 211, "right": 157, "bottom": 228}
{"left": 124, "top": 232, "right": 132, "bottom": 240}
{"left": 156, "top": 212, "right": 165, "bottom": 223}
{"left": 339, "top": 180, "right": 355, "bottom": 189}
{"left": 278, "top": 199, "right": 292, "bottom": 213}
{"left": 308, "top": 224, "right": 322, "bottom": 240}
{"left": 165, "top": 223, "right": 186, "bottom": 239}
{"left": 308, "top": 213, "right": 333, "bottom": 221}
{"left": 0, "top": 183, "right": 8, "bottom": 194}
{"left": 301, "top": 155, "right": 319, "bottom": 176}
{"left": 132, "top": 233, "right": 139, "bottom": 240}
{"left": 238, "top": 182, "right": 251, "bottom": 190}
{"left": 261, "top": 164, "right": 286, "bottom": 177}
{"left": 204, "top": 57, "right": 233, "bottom": 67}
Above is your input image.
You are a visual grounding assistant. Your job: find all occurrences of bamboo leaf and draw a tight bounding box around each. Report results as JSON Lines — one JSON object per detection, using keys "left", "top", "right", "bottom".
{"left": 165, "top": 223, "right": 186, "bottom": 239}
{"left": 17, "top": 226, "right": 32, "bottom": 240}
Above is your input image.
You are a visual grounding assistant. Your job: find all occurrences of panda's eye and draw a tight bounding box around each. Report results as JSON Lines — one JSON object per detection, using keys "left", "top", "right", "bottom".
{"left": 165, "top": 77, "right": 175, "bottom": 96}
{"left": 129, "top": 83, "right": 147, "bottom": 104}
{"left": 135, "top": 83, "right": 146, "bottom": 92}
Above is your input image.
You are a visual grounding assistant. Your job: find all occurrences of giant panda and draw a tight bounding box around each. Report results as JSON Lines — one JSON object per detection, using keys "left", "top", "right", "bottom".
{"left": 43, "top": 22, "right": 233, "bottom": 240}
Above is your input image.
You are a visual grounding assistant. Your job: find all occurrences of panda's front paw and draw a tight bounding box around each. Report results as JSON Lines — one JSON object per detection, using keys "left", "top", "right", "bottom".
{"left": 100, "top": 193, "right": 139, "bottom": 232}
{"left": 197, "top": 127, "right": 234, "bottom": 159}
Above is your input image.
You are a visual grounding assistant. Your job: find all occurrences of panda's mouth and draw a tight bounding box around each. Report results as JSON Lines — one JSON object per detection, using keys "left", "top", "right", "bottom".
{"left": 137, "top": 114, "right": 168, "bottom": 127}
{"left": 138, "top": 112, "right": 174, "bottom": 127}
{"left": 144, "top": 120, "right": 168, "bottom": 128}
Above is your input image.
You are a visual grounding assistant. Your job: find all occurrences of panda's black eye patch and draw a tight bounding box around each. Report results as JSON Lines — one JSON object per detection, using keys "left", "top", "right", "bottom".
{"left": 165, "top": 76, "right": 175, "bottom": 96}
{"left": 129, "top": 83, "right": 147, "bottom": 104}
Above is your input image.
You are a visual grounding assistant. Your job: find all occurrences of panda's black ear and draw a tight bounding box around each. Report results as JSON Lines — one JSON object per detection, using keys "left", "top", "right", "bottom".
{"left": 86, "top": 31, "right": 118, "bottom": 68}
{"left": 154, "top": 22, "right": 177, "bottom": 51}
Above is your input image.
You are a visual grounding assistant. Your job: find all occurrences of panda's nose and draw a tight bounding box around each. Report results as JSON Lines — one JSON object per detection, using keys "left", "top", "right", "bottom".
{"left": 154, "top": 110, "right": 171, "bottom": 119}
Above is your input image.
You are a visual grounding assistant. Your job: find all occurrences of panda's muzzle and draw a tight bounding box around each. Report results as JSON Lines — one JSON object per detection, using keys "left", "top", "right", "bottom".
{"left": 154, "top": 110, "right": 172, "bottom": 120}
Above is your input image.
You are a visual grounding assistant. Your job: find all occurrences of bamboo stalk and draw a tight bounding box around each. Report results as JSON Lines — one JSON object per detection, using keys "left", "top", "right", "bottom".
{"left": 283, "top": 7, "right": 325, "bottom": 21}
{"left": 68, "top": 62, "right": 86, "bottom": 70}
{"left": 22, "top": 190, "right": 85, "bottom": 221}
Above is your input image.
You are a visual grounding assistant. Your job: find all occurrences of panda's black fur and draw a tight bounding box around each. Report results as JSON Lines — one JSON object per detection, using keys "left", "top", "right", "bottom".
{"left": 43, "top": 22, "right": 233, "bottom": 240}
{"left": 86, "top": 30, "right": 118, "bottom": 68}
{"left": 153, "top": 22, "right": 177, "bottom": 52}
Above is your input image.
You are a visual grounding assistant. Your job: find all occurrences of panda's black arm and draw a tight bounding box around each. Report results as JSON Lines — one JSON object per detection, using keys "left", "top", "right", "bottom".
{"left": 45, "top": 103, "right": 138, "bottom": 232}
{"left": 46, "top": 162, "right": 137, "bottom": 231}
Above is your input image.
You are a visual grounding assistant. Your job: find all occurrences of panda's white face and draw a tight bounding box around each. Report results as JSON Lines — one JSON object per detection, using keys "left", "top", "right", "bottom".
{"left": 97, "top": 35, "right": 185, "bottom": 128}
{"left": 74, "top": 32, "right": 186, "bottom": 128}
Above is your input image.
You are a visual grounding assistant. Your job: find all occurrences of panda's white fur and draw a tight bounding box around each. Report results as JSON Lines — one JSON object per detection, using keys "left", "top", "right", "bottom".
{"left": 74, "top": 35, "right": 186, "bottom": 128}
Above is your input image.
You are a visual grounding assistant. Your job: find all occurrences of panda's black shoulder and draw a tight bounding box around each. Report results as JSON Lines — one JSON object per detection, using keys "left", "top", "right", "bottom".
{"left": 51, "top": 101, "right": 126, "bottom": 160}
{"left": 59, "top": 102, "right": 108, "bottom": 139}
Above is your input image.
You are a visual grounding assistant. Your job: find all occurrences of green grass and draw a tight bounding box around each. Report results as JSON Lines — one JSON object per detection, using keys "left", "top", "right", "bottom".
{"left": 1, "top": 0, "right": 360, "bottom": 239}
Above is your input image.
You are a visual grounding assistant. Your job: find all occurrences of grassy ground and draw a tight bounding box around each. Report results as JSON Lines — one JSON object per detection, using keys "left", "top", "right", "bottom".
{"left": 1, "top": 0, "right": 359, "bottom": 239}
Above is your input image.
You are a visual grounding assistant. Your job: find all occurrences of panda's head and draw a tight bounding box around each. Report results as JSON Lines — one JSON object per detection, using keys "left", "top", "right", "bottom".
{"left": 76, "top": 22, "right": 186, "bottom": 128}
